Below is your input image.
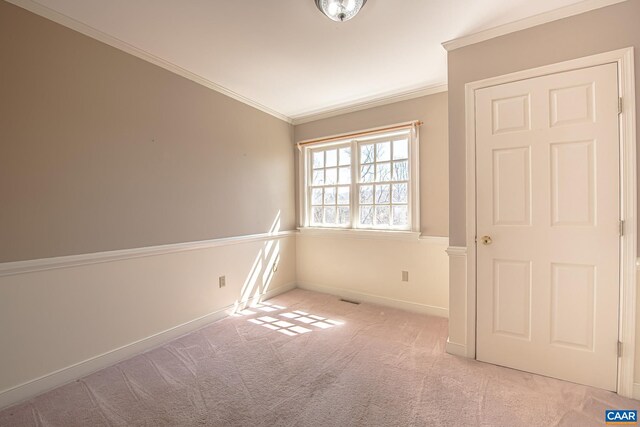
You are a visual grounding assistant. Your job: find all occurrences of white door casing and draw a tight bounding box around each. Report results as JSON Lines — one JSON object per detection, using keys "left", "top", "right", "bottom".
{"left": 475, "top": 63, "right": 620, "bottom": 390}
{"left": 458, "top": 48, "right": 636, "bottom": 398}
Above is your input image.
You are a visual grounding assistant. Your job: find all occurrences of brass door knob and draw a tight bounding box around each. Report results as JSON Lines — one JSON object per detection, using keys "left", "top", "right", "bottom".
{"left": 480, "top": 235, "right": 492, "bottom": 245}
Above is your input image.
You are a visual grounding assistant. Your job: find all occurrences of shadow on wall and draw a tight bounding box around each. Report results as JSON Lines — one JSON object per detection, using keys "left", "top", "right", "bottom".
{"left": 229, "top": 211, "right": 348, "bottom": 337}
{"left": 233, "top": 211, "right": 283, "bottom": 313}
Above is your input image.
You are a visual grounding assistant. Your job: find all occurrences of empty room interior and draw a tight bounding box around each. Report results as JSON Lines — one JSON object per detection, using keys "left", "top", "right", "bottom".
{"left": 2, "top": 0, "right": 640, "bottom": 425}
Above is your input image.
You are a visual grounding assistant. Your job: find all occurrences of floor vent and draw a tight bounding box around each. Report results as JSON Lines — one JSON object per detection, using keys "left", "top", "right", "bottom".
{"left": 340, "top": 298, "right": 360, "bottom": 305}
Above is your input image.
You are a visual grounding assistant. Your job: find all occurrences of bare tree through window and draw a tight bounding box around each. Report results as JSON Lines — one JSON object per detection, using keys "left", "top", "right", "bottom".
{"left": 306, "top": 131, "right": 413, "bottom": 230}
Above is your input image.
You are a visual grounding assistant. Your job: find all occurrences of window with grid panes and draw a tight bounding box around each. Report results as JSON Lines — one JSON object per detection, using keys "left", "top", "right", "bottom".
{"left": 309, "top": 144, "right": 352, "bottom": 227}
{"left": 302, "top": 128, "right": 417, "bottom": 232}
{"left": 358, "top": 136, "right": 410, "bottom": 228}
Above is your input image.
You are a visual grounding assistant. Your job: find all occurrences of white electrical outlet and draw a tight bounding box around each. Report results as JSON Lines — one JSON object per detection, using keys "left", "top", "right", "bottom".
{"left": 402, "top": 271, "right": 409, "bottom": 282}
{"left": 219, "top": 276, "right": 226, "bottom": 288}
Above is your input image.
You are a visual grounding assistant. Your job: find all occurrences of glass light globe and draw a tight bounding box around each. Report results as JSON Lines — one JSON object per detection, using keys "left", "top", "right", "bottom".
{"left": 315, "top": 0, "right": 367, "bottom": 22}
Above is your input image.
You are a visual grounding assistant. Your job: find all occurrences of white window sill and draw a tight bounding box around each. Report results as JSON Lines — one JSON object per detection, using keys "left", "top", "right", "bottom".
{"left": 297, "top": 227, "right": 421, "bottom": 241}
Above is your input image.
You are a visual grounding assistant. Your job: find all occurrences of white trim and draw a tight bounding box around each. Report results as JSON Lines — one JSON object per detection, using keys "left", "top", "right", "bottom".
{"left": 297, "top": 228, "right": 449, "bottom": 245}
{"left": 618, "top": 49, "right": 637, "bottom": 399}
{"left": 0, "top": 282, "right": 297, "bottom": 410}
{"left": 445, "top": 246, "right": 467, "bottom": 257}
{"left": 463, "top": 48, "right": 636, "bottom": 397}
{"left": 633, "top": 382, "right": 640, "bottom": 400}
{"left": 298, "top": 227, "right": 422, "bottom": 242}
{"left": 4, "top": 0, "right": 292, "bottom": 124}
{"left": 5, "top": 0, "right": 448, "bottom": 125}
{"left": 442, "top": 0, "right": 628, "bottom": 52}
{"left": 296, "top": 120, "right": 419, "bottom": 147}
{"left": 411, "top": 125, "right": 421, "bottom": 233}
{"left": 291, "top": 84, "right": 448, "bottom": 125}
{"left": 298, "top": 143, "right": 308, "bottom": 228}
{"left": 445, "top": 246, "right": 473, "bottom": 358}
{"left": 418, "top": 235, "right": 449, "bottom": 246}
{"left": 445, "top": 339, "right": 468, "bottom": 357}
{"left": 0, "top": 231, "right": 297, "bottom": 277}
{"left": 297, "top": 281, "right": 449, "bottom": 318}
{"left": 298, "top": 124, "right": 420, "bottom": 232}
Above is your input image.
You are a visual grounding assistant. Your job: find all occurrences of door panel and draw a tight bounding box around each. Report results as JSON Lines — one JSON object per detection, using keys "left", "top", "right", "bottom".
{"left": 550, "top": 140, "right": 595, "bottom": 226}
{"left": 493, "top": 147, "right": 531, "bottom": 226}
{"left": 475, "top": 63, "right": 620, "bottom": 391}
{"left": 493, "top": 259, "right": 531, "bottom": 339}
{"left": 550, "top": 263, "right": 595, "bottom": 351}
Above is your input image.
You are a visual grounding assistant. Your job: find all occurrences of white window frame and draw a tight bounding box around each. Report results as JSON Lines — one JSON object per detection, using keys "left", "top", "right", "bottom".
{"left": 298, "top": 125, "right": 420, "bottom": 234}
{"left": 307, "top": 141, "right": 354, "bottom": 228}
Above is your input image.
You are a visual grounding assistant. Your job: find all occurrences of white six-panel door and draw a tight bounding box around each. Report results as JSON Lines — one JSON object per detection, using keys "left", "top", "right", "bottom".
{"left": 475, "top": 63, "right": 620, "bottom": 391}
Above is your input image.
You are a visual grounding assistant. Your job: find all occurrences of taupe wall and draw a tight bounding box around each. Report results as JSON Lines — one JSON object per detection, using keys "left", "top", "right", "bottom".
{"left": 0, "top": 1, "right": 295, "bottom": 262}
{"left": 294, "top": 92, "right": 449, "bottom": 237}
{"left": 447, "top": 0, "right": 640, "bottom": 246}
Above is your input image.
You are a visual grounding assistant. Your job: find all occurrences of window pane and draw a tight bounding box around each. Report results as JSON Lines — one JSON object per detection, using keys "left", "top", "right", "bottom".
{"left": 337, "top": 186, "right": 350, "bottom": 205}
{"left": 325, "top": 168, "right": 337, "bottom": 185}
{"left": 311, "top": 188, "right": 323, "bottom": 205}
{"left": 360, "top": 144, "right": 375, "bottom": 164}
{"left": 360, "top": 164, "right": 374, "bottom": 183}
{"left": 359, "top": 185, "right": 373, "bottom": 204}
{"left": 324, "top": 206, "right": 336, "bottom": 224}
{"left": 360, "top": 205, "right": 373, "bottom": 225}
{"left": 375, "top": 184, "right": 390, "bottom": 204}
{"left": 392, "top": 205, "right": 408, "bottom": 226}
{"left": 312, "top": 170, "right": 324, "bottom": 185}
{"left": 338, "top": 167, "right": 351, "bottom": 184}
{"left": 313, "top": 151, "right": 324, "bottom": 169}
{"left": 326, "top": 149, "right": 338, "bottom": 167}
{"left": 337, "top": 207, "right": 350, "bottom": 225}
{"left": 324, "top": 187, "right": 336, "bottom": 204}
{"left": 376, "top": 162, "right": 391, "bottom": 182}
{"left": 375, "top": 206, "right": 390, "bottom": 225}
{"left": 393, "top": 139, "right": 409, "bottom": 160}
{"left": 312, "top": 207, "right": 323, "bottom": 224}
{"left": 339, "top": 147, "right": 351, "bottom": 166}
{"left": 307, "top": 135, "right": 412, "bottom": 231}
{"left": 376, "top": 142, "right": 390, "bottom": 162}
{"left": 393, "top": 160, "right": 409, "bottom": 181}
{"left": 392, "top": 183, "right": 408, "bottom": 203}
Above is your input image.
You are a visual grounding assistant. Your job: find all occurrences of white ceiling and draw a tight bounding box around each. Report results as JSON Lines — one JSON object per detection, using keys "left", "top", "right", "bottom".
{"left": 22, "top": 0, "right": 600, "bottom": 120}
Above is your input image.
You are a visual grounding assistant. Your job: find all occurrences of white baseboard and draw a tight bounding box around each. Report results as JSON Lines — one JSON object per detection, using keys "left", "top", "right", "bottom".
{"left": 445, "top": 339, "right": 468, "bottom": 357}
{"left": 0, "top": 282, "right": 296, "bottom": 410}
{"left": 297, "top": 281, "right": 448, "bottom": 318}
{"left": 633, "top": 383, "right": 640, "bottom": 401}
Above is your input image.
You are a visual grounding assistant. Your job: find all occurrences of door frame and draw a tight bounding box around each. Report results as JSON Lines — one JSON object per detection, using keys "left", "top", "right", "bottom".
{"left": 463, "top": 47, "right": 637, "bottom": 397}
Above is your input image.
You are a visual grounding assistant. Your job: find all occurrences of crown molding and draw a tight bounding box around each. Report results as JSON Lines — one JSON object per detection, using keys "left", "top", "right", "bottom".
{"left": 9, "top": 0, "right": 627, "bottom": 125}
{"left": 5, "top": 0, "right": 294, "bottom": 124}
{"left": 291, "top": 84, "right": 448, "bottom": 125}
{"left": 442, "top": 0, "right": 629, "bottom": 52}
{"left": 6, "top": 0, "right": 449, "bottom": 127}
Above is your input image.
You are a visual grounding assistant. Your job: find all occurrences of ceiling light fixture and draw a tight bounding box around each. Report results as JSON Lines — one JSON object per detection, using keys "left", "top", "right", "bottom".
{"left": 315, "top": 0, "right": 367, "bottom": 22}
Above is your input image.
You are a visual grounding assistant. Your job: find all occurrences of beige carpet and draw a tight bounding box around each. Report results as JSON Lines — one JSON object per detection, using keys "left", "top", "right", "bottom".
{"left": 1, "top": 289, "right": 638, "bottom": 426}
